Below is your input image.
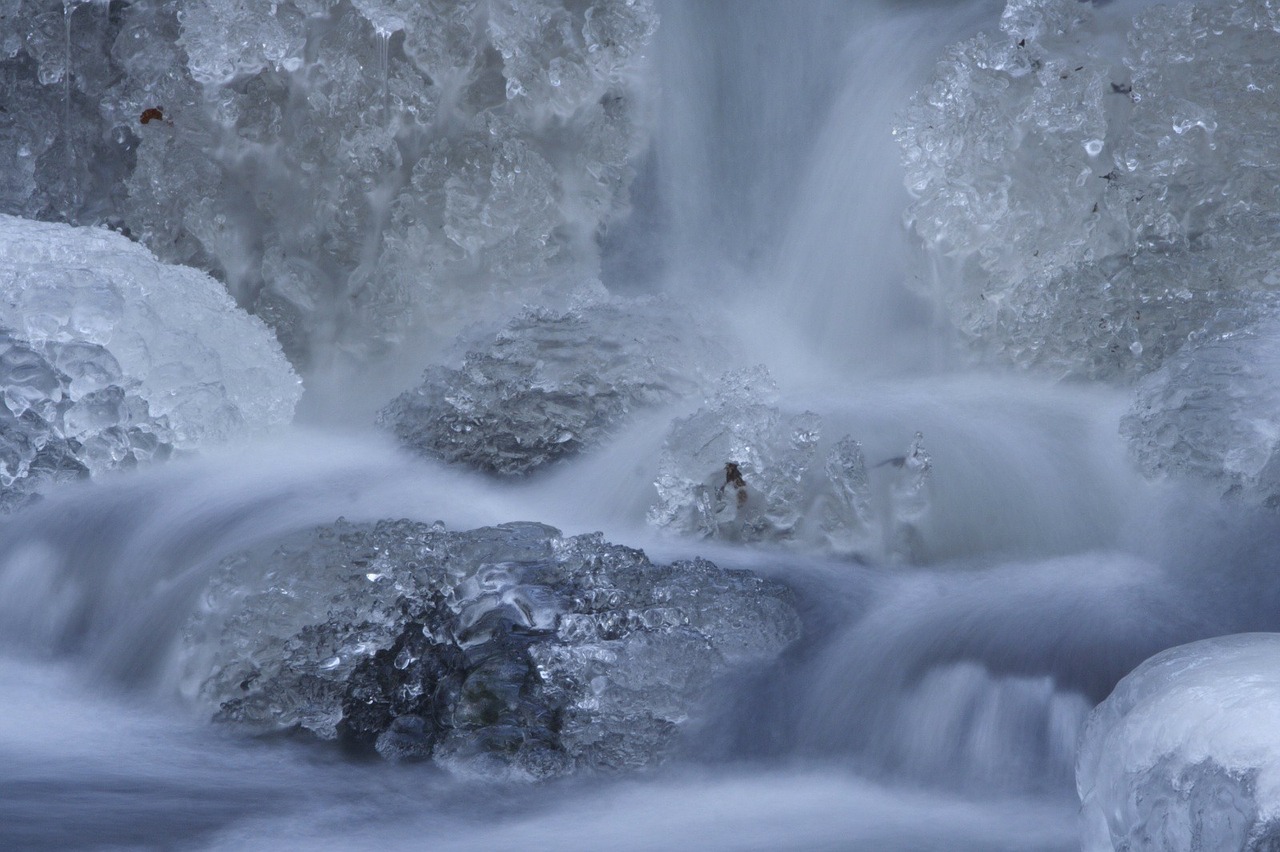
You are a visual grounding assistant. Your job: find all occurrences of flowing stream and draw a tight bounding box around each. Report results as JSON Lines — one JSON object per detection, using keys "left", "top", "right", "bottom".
{"left": 3, "top": 0, "right": 1275, "bottom": 849}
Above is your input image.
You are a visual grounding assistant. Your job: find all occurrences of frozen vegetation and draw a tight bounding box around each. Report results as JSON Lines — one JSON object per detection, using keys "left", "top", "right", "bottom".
{"left": 182, "top": 519, "right": 799, "bottom": 777}
{"left": 0, "top": 214, "right": 299, "bottom": 507}
{"left": 1078, "top": 635, "right": 1280, "bottom": 852}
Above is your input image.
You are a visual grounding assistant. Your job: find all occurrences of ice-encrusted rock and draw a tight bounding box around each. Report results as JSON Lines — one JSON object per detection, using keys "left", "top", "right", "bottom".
{"left": 380, "top": 295, "right": 725, "bottom": 476}
{"left": 182, "top": 519, "right": 799, "bottom": 777}
{"left": 1, "top": 0, "right": 657, "bottom": 367}
{"left": 649, "top": 367, "right": 931, "bottom": 560}
{"left": 1122, "top": 320, "right": 1280, "bottom": 508}
{"left": 1077, "top": 634, "right": 1280, "bottom": 852}
{"left": 898, "top": 0, "right": 1280, "bottom": 382}
{"left": 0, "top": 215, "right": 301, "bottom": 447}
{"left": 650, "top": 367, "right": 822, "bottom": 544}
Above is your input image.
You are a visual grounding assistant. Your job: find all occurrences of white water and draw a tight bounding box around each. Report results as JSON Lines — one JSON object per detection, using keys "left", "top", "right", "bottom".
{"left": 3, "top": 1, "right": 1271, "bottom": 849}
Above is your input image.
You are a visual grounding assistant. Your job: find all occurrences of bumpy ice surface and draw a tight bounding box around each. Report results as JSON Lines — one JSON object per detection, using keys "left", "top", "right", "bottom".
{"left": 182, "top": 519, "right": 799, "bottom": 777}
{"left": 380, "top": 295, "right": 727, "bottom": 476}
{"left": 0, "top": 0, "right": 658, "bottom": 366}
{"left": 1078, "top": 634, "right": 1280, "bottom": 852}
{"left": 0, "top": 215, "right": 299, "bottom": 506}
{"left": 649, "top": 366, "right": 932, "bottom": 561}
{"left": 898, "top": 0, "right": 1280, "bottom": 382}
{"left": 1122, "top": 319, "right": 1280, "bottom": 508}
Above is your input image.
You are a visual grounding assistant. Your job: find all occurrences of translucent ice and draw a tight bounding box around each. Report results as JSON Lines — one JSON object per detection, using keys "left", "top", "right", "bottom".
{"left": 0, "top": 215, "right": 300, "bottom": 450}
{"left": 1, "top": 0, "right": 658, "bottom": 368}
{"left": 649, "top": 367, "right": 931, "bottom": 561}
{"left": 380, "top": 295, "right": 726, "bottom": 476}
{"left": 1077, "top": 634, "right": 1280, "bottom": 852}
{"left": 898, "top": 0, "right": 1280, "bottom": 382}
{"left": 1122, "top": 319, "right": 1280, "bottom": 508}
{"left": 649, "top": 366, "right": 821, "bottom": 544}
{"left": 181, "top": 519, "right": 799, "bottom": 777}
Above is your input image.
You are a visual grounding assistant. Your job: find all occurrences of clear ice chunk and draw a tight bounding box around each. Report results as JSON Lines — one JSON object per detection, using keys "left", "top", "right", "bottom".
{"left": 181, "top": 519, "right": 799, "bottom": 778}
{"left": 649, "top": 368, "right": 931, "bottom": 561}
{"left": 649, "top": 367, "right": 821, "bottom": 544}
{"left": 1122, "top": 319, "right": 1280, "bottom": 508}
{"left": 1078, "top": 634, "right": 1280, "bottom": 852}
{"left": 898, "top": 0, "right": 1280, "bottom": 382}
{"left": 2, "top": 0, "right": 660, "bottom": 368}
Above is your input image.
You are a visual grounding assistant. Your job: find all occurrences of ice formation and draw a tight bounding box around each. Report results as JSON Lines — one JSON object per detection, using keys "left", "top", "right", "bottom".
{"left": 0, "top": 0, "right": 657, "bottom": 367}
{"left": 1077, "top": 634, "right": 1280, "bottom": 852}
{"left": 182, "top": 519, "right": 799, "bottom": 777}
{"left": 0, "top": 215, "right": 299, "bottom": 506}
{"left": 1122, "top": 320, "right": 1280, "bottom": 508}
{"left": 898, "top": 0, "right": 1280, "bottom": 382}
{"left": 380, "top": 295, "right": 725, "bottom": 476}
{"left": 649, "top": 367, "right": 930, "bottom": 561}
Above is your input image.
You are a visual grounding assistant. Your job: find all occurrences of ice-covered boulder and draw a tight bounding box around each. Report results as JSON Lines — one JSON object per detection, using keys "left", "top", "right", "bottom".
{"left": 1077, "top": 634, "right": 1280, "bottom": 852}
{"left": 1122, "top": 320, "right": 1280, "bottom": 508}
{"left": 649, "top": 367, "right": 931, "bottom": 561}
{"left": 898, "top": 0, "right": 1280, "bottom": 382}
{"left": 380, "top": 295, "right": 725, "bottom": 476}
{"left": 181, "top": 519, "right": 799, "bottom": 777}
{"left": 0, "top": 215, "right": 299, "bottom": 509}
{"left": 0, "top": 215, "right": 300, "bottom": 449}
{"left": 1, "top": 0, "right": 658, "bottom": 367}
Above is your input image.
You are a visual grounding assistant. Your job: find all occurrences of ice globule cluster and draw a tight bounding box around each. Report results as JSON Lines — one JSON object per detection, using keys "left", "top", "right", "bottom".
{"left": 0, "top": 325, "right": 161, "bottom": 512}
{"left": 898, "top": 0, "right": 1280, "bottom": 383}
{"left": 181, "top": 519, "right": 799, "bottom": 778}
{"left": 0, "top": 0, "right": 657, "bottom": 368}
{"left": 1077, "top": 634, "right": 1280, "bottom": 852}
{"left": 649, "top": 367, "right": 931, "bottom": 561}
{"left": 0, "top": 215, "right": 301, "bottom": 450}
{"left": 379, "top": 294, "right": 727, "bottom": 476}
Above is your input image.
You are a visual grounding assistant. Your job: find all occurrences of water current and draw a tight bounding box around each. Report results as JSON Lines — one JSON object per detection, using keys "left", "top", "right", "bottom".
{"left": 5, "top": 0, "right": 1278, "bottom": 849}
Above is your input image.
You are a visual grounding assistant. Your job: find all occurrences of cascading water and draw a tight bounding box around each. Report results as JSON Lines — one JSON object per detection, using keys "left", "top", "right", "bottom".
{"left": 4, "top": 0, "right": 1280, "bottom": 849}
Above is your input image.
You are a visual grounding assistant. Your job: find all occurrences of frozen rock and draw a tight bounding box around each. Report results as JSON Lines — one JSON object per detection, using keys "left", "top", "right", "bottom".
{"left": 380, "top": 295, "right": 724, "bottom": 476}
{"left": 1077, "top": 634, "right": 1280, "bottom": 852}
{"left": 650, "top": 367, "right": 821, "bottom": 544}
{"left": 181, "top": 519, "right": 799, "bottom": 777}
{"left": 898, "top": 0, "right": 1280, "bottom": 382}
{"left": 649, "top": 367, "right": 931, "bottom": 560}
{"left": 1121, "top": 319, "right": 1280, "bottom": 508}
{"left": 0, "top": 215, "right": 300, "bottom": 449}
{"left": 2, "top": 0, "right": 658, "bottom": 368}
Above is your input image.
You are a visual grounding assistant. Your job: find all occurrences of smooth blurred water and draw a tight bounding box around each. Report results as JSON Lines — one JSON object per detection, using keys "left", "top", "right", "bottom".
{"left": 0, "top": 0, "right": 1264, "bottom": 849}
